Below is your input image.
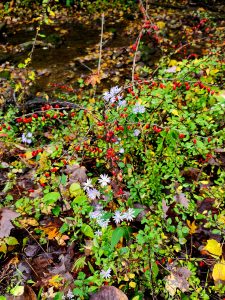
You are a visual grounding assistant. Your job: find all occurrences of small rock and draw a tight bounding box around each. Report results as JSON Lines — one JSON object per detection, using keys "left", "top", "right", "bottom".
{"left": 90, "top": 286, "right": 128, "bottom": 300}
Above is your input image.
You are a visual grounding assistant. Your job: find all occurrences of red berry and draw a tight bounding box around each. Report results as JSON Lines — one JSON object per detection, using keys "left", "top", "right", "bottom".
{"left": 199, "top": 261, "right": 205, "bottom": 267}
{"left": 16, "top": 117, "right": 23, "bottom": 123}
{"left": 179, "top": 133, "right": 185, "bottom": 139}
{"left": 193, "top": 139, "right": 197, "bottom": 144}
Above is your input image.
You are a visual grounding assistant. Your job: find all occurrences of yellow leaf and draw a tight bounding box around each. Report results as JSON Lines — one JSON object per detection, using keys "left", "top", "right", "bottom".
{"left": 19, "top": 218, "right": 39, "bottom": 227}
{"left": 0, "top": 242, "right": 7, "bottom": 253}
{"left": 204, "top": 239, "right": 222, "bottom": 257}
{"left": 49, "top": 10, "right": 55, "bottom": 17}
{"left": 24, "top": 151, "right": 33, "bottom": 159}
{"left": 212, "top": 261, "right": 225, "bottom": 282}
{"left": 169, "top": 60, "right": 178, "bottom": 67}
{"left": 129, "top": 281, "right": 136, "bottom": 288}
{"left": 156, "top": 21, "right": 166, "bottom": 29}
{"left": 48, "top": 275, "right": 63, "bottom": 288}
{"left": 129, "top": 273, "right": 135, "bottom": 279}
{"left": 124, "top": 274, "right": 129, "bottom": 281}
{"left": 187, "top": 220, "right": 197, "bottom": 235}
{"left": 218, "top": 215, "right": 225, "bottom": 224}
{"left": 171, "top": 109, "right": 179, "bottom": 116}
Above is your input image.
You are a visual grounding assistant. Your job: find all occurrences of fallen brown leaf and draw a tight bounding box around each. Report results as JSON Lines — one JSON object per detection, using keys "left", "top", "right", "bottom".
{"left": 0, "top": 208, "right": 20, "bottom": 238}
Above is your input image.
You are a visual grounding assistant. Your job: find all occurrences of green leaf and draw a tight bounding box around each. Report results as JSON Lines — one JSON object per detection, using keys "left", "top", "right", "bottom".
{"left": 10, "top": 286, "right": 24, "bottom": 296}
{"left": 0, "top": 296, "right": 7, "bottom": 300}
{"left": 53, "top": 292, "right": 63, "bottom": 300}
{"left": 81, "top": 224, "right": 94, "bottom": 238}
{"left": 60, "top": 222, "right": 69, "bottom": 234}
{"left": 152, "top": 261, "right": 159, "bottom": 279}
{"left": 72, "top": 195, "right": 87, "bottom": 204}
{"left": 43, "top": 192, "right": 60, "bottom": 204}
{"left": 111, "top": 227, "right": 125, "bottom": 249}
{"left": 5, "top": 237, "right": 19, "bottom": 246}
{"left": 52, "top": 206, "right": 61, "bottom": 217}
{"left": 69, "top": 182, "right": 82, "bottom": 197}
{"left": 123, "top": 226, "right": 132, "bottom": 240}
{"left": 60, "top": 174, "right": 67, "bottom": 185}
{"left": 88, "top": 261, "right": 95, "bottom": 274}
{"left": 133, "top": 208, "right": 144, "bottom": 218}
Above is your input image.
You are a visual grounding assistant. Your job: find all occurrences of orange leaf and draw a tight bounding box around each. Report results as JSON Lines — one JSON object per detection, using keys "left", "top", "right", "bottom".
{"left": 187, "top": 220, "right": 197, "bottom": 235}
{"left": 85, "top": 73, "right": 101, "bottom": 87}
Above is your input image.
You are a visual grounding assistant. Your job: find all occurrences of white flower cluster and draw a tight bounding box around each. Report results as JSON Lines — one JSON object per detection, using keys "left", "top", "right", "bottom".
{"left": 113, "top": 208, "right": 135, "bottom": 224}
{"left": 21, "top": 132, "right": 32, "bottom": 144}
{"left": 62, "top": 289, "right": 74, "bottom": 300}
{"left": 103, "top": 86, "right": 122, "bottom": 103}
{"left": 90, "top": 206, "right": 136, "bottom": 230}
{"left": 82, "top": 174, "right": 111, "bottom": 200}
{"left": 132, "top": 104, "right": 146, "bottom": 114}
{"left": 89, "top": 205, "right": 110, "bottom": 229}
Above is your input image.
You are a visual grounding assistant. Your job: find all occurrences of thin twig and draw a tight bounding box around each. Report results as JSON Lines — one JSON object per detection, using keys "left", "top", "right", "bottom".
{"left": 98, "top": 13, "right": 104, "bottom": 76}
{"left": 131, "top": 30, "right": 144, "bottom": 84}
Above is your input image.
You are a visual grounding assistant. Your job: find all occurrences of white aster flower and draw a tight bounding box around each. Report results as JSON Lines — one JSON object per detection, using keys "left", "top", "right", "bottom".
{"left": 132, "top": 104, "right": 146, "bottom": 114}
{"left": 133, "top": 129, "right": 141, "bottom": 137}
{"left": 97, "top": 218, "right": 110, "bottom": 228}
{"left": 103, "top": 91, "right": 112, "bottom": 102}
{"left": 22, "top": 132, "right": 32, "bottom": 144}
{"left": 89, "top": 210, "right": 103, "bottom": 219}
{"left": 110, "top": 86, "right": 121, "bottom": 95}
{"left": 98, "top": 174, "right": 111, "bottom": 187}
{"left": 82, "top": 178, "right": 93, "bottom": 191}
{"left": 118, "top": 100, "right": 127, "bottom": 107}
{"left": 67, "top": 290, "right": 74, "bottom": 299}
{"left": 113, "top": 210, "right": 124, "bottom": 224}
{"left": 122, "top": 208, "right": 135, "bottom": 222}
{"left": 100, "top": 268, "right": 112, "bottom": 279}
{"left": 95, "top": 204, "right": 103, "bottom": 211}
{"left": 95, "top": 229, "right": 102, "bottom": 237}
{"left": 166, "top": 66, "right": 177, "bottom": 73}
{"left": 103, "top": 86, "right": 122, "bottom": 103}
{"left": 87, "top": 188, "right": 100, "bottom": 200}
{"left": 119, "top": 148, "right": 125, "bottom": 154}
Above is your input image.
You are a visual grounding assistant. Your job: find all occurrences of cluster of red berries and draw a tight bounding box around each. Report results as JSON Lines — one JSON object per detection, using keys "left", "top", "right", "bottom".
{"left": 194, "top": 81, "right": 215, "bottom": 94}
{"left": 0, "top": 123, "right": 11, "bottom": 131}
{"left": 19, "top": 148, "right": 43, "bottom": 158}
{"left": 83, "top": 142, "right": 103, "bottom": 154}
{"left": 153, "top": 125, "right": 162, "bottom": 133}
{"left": 105, "top": 131, "right": 117, "bottom": 143}
{"left": 193, "top": 18, "right": 208, "bottom": 31}
{"left": 142, "top": 20, "right": 158, "bottom": 31}
{"left": 198, "top": 153, "right": 213, "bottom": 164}
{"left": 49, "top": 82, "right": 75, "bottom": 93}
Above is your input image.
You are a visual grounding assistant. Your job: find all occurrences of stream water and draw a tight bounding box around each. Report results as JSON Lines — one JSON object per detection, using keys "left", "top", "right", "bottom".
{"left": 1, "top": 20, "right": 134, "bottom": 95}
